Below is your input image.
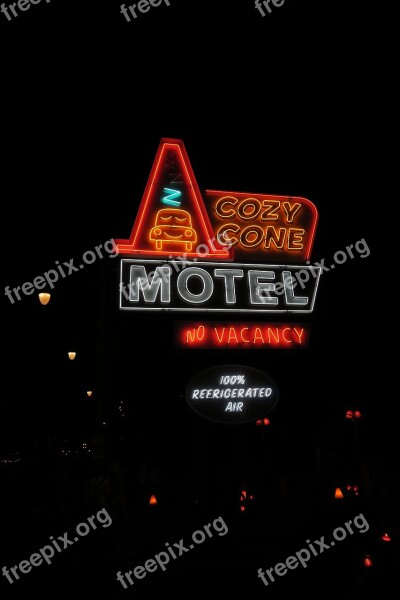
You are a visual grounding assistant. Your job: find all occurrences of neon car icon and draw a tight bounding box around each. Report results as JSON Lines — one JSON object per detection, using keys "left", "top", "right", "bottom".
{"left": 150, "top": 208, "right": 198, "bottom": 251}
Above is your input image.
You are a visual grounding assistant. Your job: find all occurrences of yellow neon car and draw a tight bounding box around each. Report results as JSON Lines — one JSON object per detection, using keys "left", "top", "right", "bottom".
{"left": 150, "top": 209, "right": 197, "bottom": 251}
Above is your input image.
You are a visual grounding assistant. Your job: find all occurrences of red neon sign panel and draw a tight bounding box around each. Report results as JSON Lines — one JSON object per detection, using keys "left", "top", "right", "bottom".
{"left": 175, "top": 322, "right": 309, "bottom": 349}
{"left": 116, "top": 138, "right": 318, "bottom": 263}
{"left": 115, "top": 139, "right": 232, "bottom": 259}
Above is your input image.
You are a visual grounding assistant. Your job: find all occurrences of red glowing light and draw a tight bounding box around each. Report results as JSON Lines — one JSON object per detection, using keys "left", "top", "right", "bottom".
{"left": 363, "top": 555, "right": 373, "bottom": 568}
{"left": 381, "top": 533, "right": 391, "bottom": 542}
{"left": 240, "top": 505, "right": 246, "bottom": 512}
{"left": 256, "top": 417, "right": 271, "bottom": 426}
{"left": 149, "top": 495, "right": 157, "bottom": 505}
{"left": 345, "top": 410, "right": 362, "bottom": 420}
{"left": 175, "top": 322, "right": 309, "bottom": 349}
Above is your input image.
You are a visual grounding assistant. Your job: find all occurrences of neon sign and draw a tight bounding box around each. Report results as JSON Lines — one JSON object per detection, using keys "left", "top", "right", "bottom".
{"left": 206, "top": 191, "right": 318, "bottom": 262}
{"left": 115, "top": 139, "right": 232, "bottom": 259}
{"left": 119, "top": 260, "right": 320, "bottom": 312}
{"left": 161, "top": 188, "right": 182, "bottom": 207}
{"left": 149, "top": 208, "right": 197, "bottom": 252}
{"left": 175, "top": 322, "right": 309, "bottom": 349}
{"left": 116, "top": 138, "right": 320, "bottom": 316}
{"left": 185, "top": 365, "right": 279, "bottom": 424}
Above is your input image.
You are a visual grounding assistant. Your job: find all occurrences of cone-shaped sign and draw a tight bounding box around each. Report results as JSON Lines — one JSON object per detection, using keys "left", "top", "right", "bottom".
{"left": 334, "top": 487, "right": 344, "bottom": 499}
{"left": 116, "top": 138, "right": 232, "bottom": 259}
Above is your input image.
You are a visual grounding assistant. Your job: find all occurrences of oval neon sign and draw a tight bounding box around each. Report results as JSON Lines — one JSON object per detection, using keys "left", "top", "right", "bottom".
{"left": 185, "top": 364, "right": 279, "bottom": 424}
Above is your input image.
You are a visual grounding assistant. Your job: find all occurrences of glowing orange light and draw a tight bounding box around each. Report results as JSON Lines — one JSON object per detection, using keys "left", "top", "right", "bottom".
{"left": 381, "top": 533, "right": 391, "bottom": 542}
{"left": 39, "top": 292, "right": 51, "bottom": 305}
{"left": 149, "top": 495, "right": 157, "bottom": 505}
{"left": 68, "top": 352, "right": 76, "bottom": 361}
{"left": 363, "top": 555, "right": 373, "bottom": 567}
{"left": 149, "top": 208, "right": 198, "bottom": 252}
{"left": 335, "top": 488, "right": 344, "bottom": 499}
{"left": 86, "top": 391, "right": 93, "bottom": 397}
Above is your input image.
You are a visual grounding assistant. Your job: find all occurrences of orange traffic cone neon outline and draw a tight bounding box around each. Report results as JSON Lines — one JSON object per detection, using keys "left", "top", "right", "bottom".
{"left": 116, "top": 138, "right": 233, "bottom": 259}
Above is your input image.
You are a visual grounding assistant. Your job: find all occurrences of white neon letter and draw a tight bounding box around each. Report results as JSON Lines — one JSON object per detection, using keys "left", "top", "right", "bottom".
{"left": 214, "top": 269, "right": 244, "bottom": 304}
{"left": 283, "top": 271, "right": 308, "bottom": 306}
{"left": 248, "top": 270, "right": 278, "bottom": 305}
{"left": 129, "top": 265, "right": 171, "bottom": 303}
{"left": 177, "top": 267, "right": 214, "bottom": 304}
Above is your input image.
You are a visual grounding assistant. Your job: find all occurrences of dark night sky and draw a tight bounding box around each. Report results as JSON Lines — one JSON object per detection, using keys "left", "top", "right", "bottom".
{"left": 0, "top": 1, "right": 397, "bottom": 597}
{"left": 0, "top": 0, "right": 395, "bottom": 473}
{"left": 1, "top": 0, "right": 391, "bottom": 427}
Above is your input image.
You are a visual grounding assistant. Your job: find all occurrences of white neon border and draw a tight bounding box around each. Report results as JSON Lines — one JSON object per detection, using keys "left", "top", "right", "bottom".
{"left": 119, "top": 259, "right": 321, "bottom": 313}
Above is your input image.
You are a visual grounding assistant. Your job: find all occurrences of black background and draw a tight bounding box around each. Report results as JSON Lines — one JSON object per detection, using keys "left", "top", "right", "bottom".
{"left": 0, "top": 1, "right": 397, "bottom": 598}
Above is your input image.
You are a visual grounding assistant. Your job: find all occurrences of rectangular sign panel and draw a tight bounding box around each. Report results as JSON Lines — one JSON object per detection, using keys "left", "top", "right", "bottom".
{"left": 206, "top": 190, "right": 318, "bottom": 263}
{"left": 119, "top": 259, "right": 321, "bottom": 312}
